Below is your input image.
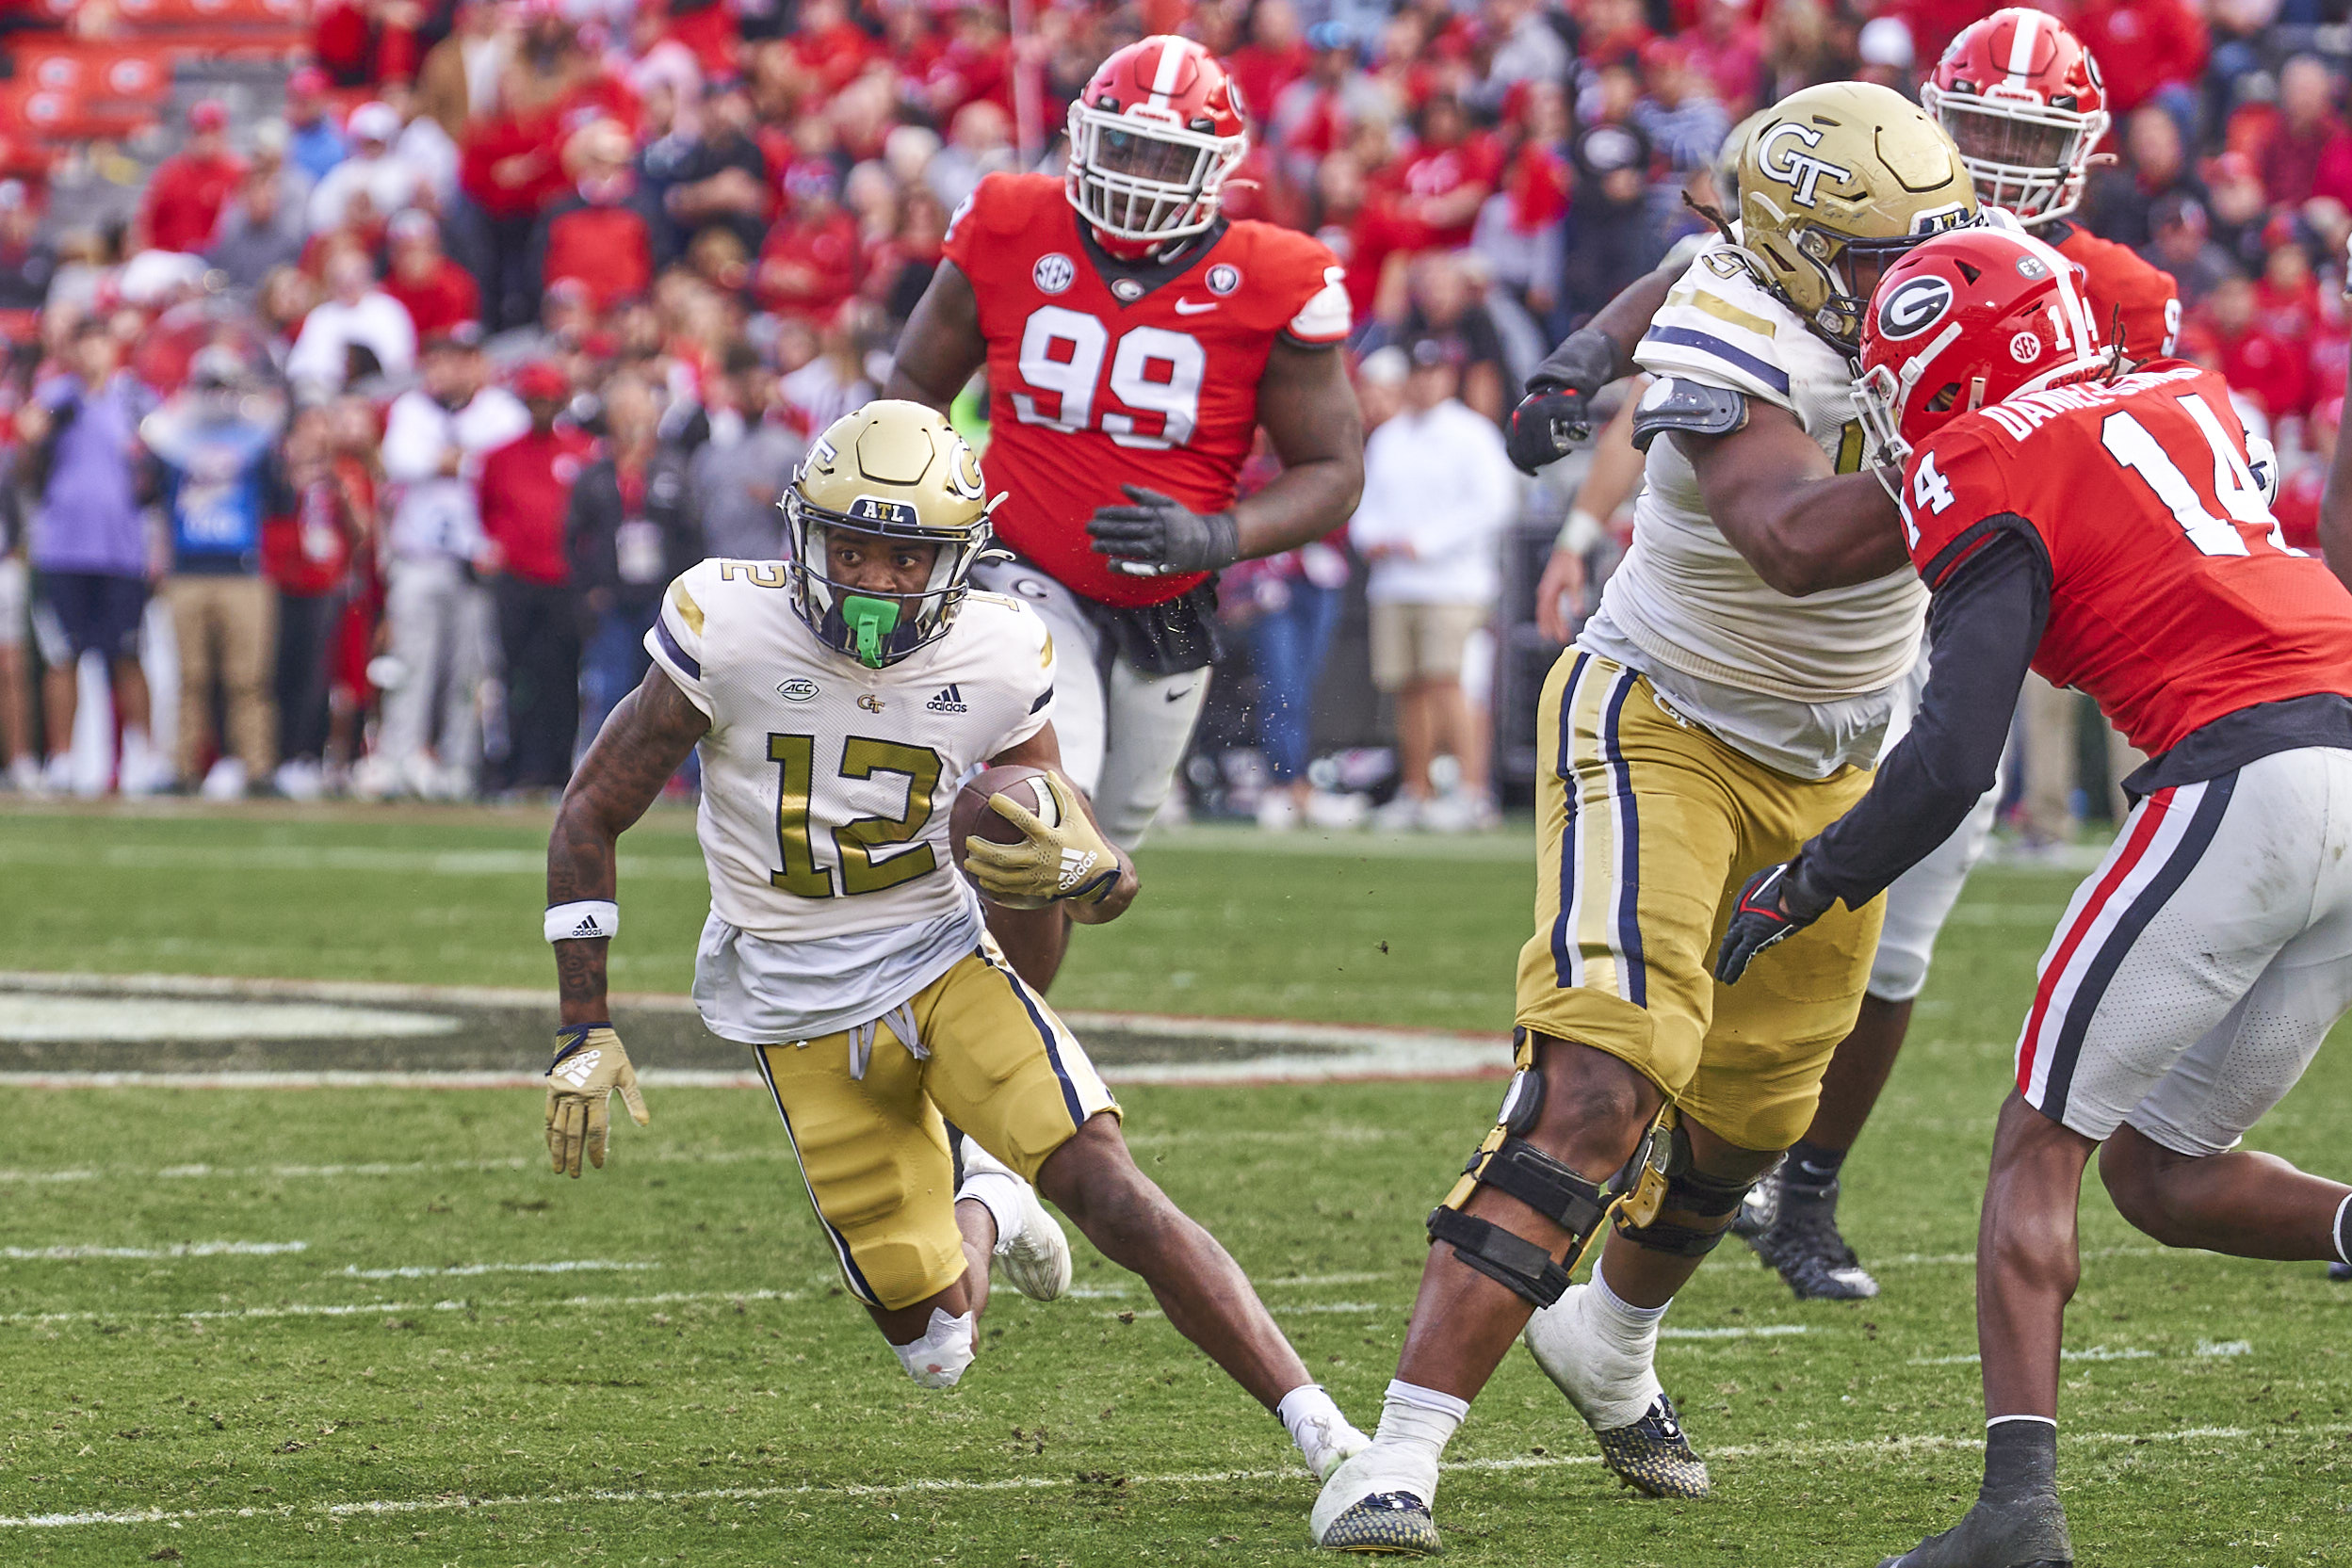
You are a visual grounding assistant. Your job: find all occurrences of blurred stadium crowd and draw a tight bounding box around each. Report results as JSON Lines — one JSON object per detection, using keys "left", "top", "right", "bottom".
{"left": 0, "top": 0, "right": 2348, "bottom": 823}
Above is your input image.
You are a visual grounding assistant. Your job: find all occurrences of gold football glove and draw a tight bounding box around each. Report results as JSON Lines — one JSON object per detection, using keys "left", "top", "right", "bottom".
{"left": 543, "top": 1024, "right": 651, "bottom": 1178}
{"left": 962, "top": 772, "right": 1122, "bottom": 910}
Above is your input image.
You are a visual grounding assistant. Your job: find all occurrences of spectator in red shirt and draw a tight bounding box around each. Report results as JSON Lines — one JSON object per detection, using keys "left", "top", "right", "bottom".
{"left": 2275, "top": 395, "right": 2339, "bottom": 553}
{"left": 789, "top": 0, "right": 879, "bottom": 94}
{"left": 529, "top": 121, "right": 662, "bottom": 314}
{"left": 2253, "top": 220, "right": 2325, "bottom": 341}
{"left": 262, "top": 406, "right": 363, "bottom": 800}
{"left": 137, "top": 101, "right": 247, "bottom": 257}
{"left": 381, "top": 210, "right": 482, "bottom": 340}
{"left": 2196, "top": 272, "right": 2310, "bottom": 421}
{"left": 1386, "top": 93, "right": 1501, "bottom": 251}
{"left": 1227, "top": 0, "right": 1313, "bottom": 124}
{"left": 1685, "top": 0, "right": 1766, "bottom": 121}
{"left": 2261, "top": 55, "right": 2352, "bottom": 209}
{"left": 2070, "top": 0, "right": 2208, "bottom": 119}
{"left": 477, "top": 362, "right": 592, "bottom": 791}
{"left": 757, "top": 163, "right": 860, "bottom": 323}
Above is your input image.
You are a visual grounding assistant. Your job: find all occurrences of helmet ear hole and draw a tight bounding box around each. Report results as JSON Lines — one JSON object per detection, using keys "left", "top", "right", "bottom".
{"left": 1954, "top": 260, "right": 1982, "bottom": 283}
{"left": 1925, "top": 382, "right": 1961, "bottom": 413}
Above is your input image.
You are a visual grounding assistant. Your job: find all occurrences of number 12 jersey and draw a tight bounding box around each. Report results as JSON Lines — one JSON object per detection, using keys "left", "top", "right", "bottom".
{"left": 943, "top": 170, "right": 1350, "bottom": 608}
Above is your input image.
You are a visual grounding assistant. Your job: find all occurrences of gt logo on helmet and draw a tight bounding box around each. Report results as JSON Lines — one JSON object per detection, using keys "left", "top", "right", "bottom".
{"left": 1877, "top": 275, "right": 1955, "bottom": 340}
{"left": 1755, "top": 121, "right": 1856, "bottom": 207}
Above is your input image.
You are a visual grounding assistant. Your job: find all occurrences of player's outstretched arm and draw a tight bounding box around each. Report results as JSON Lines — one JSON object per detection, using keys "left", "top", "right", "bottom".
{"left": 1506, "top": 261, "right": 1679, "bottom": 472}
{"left": 546, "top": 664, "right": 712, "bottom": 1024}
{"left": 1678, "top": 402, "right": 1908, "bottom": 596}
{"left": 1229, "top": 339, "right": 1365, "bottom": 561}
{"left": 884, "top": 259, "right": 987, "bottom": 414}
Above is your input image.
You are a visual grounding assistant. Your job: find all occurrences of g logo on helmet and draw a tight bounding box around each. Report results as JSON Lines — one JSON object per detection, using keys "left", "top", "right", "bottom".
{"left": 947, "top": 441, "right": 985, "bottom": 501}
{"left": 2010, "top": 331, "right": 2044, "bottom": 364}
{"left": 1877, "top": 275, "right": 1955, "bottom": 341}
{"left": 1755, "top": 121, "right": 1857, "bottom": 209}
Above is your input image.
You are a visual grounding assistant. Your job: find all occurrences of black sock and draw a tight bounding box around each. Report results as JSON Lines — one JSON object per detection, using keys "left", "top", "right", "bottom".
{"left": 1785, "top": 1139, "right": 1848, "bottom": 1189}
{"left": 1979, "top": 1418, "right": 2058, "bottom": 1505}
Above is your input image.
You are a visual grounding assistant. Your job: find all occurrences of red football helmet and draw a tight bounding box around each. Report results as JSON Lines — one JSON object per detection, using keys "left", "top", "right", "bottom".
{"left": 1921, "top": 8, "right": 2109, "bottom": 225}
{"left": 1855, "top": 227, "right": 2109, "bottom": 467}
{"left": 1064, "top": 36, "right": 1249, "bottom": 252}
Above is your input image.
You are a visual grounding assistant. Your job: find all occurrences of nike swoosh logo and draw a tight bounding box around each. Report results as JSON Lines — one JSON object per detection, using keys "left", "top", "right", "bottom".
{"left": 1173, "top": 299, "right": 1216, "bottom": 315}
{"left": 1164, "top": 685, "right": 1197, "bottom": 703}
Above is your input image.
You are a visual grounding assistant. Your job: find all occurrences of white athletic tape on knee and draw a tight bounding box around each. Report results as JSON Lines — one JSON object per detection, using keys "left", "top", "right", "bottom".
{"left": 892, "top": 1306, "right": 976, "bottom": 1390}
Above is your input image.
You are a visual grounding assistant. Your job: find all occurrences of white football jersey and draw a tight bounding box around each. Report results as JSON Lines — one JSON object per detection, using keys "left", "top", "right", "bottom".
{"left": 1579, "top": 234, "right": 1926, "bottom": 776}
{"left": 646, "top": 560, "right": 1055, "bottom": 959}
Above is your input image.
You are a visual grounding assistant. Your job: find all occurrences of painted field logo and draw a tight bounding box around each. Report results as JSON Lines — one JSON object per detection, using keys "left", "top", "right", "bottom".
{"left": 1033, "top": 253, "right": 1074, "bottom": 294}
{"left": 779, "top": 678, "right": 819, "bottom": 702}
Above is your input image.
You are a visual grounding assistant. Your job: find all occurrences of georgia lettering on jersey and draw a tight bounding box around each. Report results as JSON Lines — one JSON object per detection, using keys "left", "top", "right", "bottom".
{"left": 645, "top": 558, "right": 1057, "bottom": 945}
{"left": 1898, "top": 361, "right": 2352, "bottom": 757}
{"left": 943, "top": 170, "right": 1351, "bottom": 607}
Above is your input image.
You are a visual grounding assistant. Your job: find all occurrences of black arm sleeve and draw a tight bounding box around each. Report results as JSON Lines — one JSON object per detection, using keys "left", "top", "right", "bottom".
{"left": 1799, "top": 525, "right": 2052, "bottom": 908}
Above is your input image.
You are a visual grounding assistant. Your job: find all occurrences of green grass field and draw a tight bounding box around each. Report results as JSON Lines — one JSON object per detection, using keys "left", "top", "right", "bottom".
{"left": 1, "top": 805, "right": 2347, "bottom": 1566}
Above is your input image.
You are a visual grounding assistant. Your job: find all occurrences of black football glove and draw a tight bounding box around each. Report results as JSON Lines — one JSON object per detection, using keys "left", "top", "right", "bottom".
{"left": 1504, "top": 329, "right": 1624, "bottom": 475}
{"left": 1087, "top": 485, "right": 1242, "bottom": 577}
{"left": 1713, "top": 858, "right": 1838, "bottom": 985}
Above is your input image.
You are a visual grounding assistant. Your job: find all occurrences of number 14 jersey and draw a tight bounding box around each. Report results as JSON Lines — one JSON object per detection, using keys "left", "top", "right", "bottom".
{"left": 1899, "top": 362, "right": 2352, "bottom": 758}
{"left": 943, "top": 171, "right": 1350, "bottom": 608}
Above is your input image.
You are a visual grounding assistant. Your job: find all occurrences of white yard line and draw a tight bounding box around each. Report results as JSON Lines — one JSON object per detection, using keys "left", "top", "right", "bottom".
{"left": 1910, "top": 1340, "right": 2247, "bottom": 1367}
{"left": 1, "top": 1241, "right": 306, "bottom": 1260}
{"left": 3, "top": 1420, "right": 2335, "bottom": 1531}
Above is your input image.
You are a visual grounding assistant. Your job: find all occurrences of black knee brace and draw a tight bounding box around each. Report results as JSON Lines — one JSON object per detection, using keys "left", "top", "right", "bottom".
{"left": 1614, "top": 1156, "right": 1756, "bottom": 1257}
{"left": 1426, "top": 1063, "right": 1622, "bottom": 1307}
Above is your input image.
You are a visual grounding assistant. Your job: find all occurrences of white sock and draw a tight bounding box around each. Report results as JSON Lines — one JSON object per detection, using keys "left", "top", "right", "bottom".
{"left": 2333, "top": 1193, "right": 2351, "bottom": 1267}
{"left": 1276, "top": 1383, "right": 1366, "bottom": 1477}
{"left": 1372, "top": 1379, "right": 1468, "bottom": 1468}
{"left": 1591, "top": 1258, "right": 1672, "bottom": 1337}
{"left": 954, "top": 1140, "right": 1027, "bottom": 1253}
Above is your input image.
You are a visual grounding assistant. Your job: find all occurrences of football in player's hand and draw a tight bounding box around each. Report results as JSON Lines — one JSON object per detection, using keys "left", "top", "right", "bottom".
{"left": 949, "top": 765, "right": 1060, "bottom": 881}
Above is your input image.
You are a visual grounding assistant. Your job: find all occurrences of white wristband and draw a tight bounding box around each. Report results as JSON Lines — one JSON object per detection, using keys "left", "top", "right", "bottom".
{"left": 545, "top": 900, "right": 619, "bottom": 943}
{"left": 1554, "top": 508, "right": 1604, "bottom": 556}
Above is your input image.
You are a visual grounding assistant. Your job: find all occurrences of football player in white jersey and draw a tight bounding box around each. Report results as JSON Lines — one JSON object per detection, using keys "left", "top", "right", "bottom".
{"left": 1315, "top": 84, "right": 1975, "bottom": 1554}
{"left": 538, "top": 401, "right": 1367, "bottom": 1480}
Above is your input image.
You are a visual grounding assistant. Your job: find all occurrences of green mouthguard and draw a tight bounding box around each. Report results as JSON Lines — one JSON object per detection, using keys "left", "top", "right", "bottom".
{"left": 840, "top": 594, "right": 900, "bottom": 669}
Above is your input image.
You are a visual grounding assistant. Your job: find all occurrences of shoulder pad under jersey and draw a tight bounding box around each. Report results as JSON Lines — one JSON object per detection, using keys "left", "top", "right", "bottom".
{"left": 1630, "top": 377, "right": 1750, "bottom": 453}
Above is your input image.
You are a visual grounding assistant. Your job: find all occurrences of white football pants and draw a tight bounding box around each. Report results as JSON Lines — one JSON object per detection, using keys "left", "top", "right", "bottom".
{"left": 1867, "top": 645, "right": 2002, "bottom": 1003}
{"left": 970, "top": 558, "right": 1209, "bottom": 851}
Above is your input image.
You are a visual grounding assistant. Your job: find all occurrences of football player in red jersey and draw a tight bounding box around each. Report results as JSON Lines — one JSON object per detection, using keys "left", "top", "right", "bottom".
{"left": 886, "top": 35, "right": 1364, "bottom": 990}
{"left": 1717, "top": 227, "right": 2352, "bottom": 1568}
{"left": 1726, "top": 8, "right": 2198, "bottom": 1301}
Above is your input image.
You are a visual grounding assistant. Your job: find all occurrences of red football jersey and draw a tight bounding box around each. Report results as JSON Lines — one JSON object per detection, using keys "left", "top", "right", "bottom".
{"left": 942, "top": 171, "right": 1351, "bottom": 607}
{"left": 1898, "top": 362, "right": 2352, "bottom": 757}
{"left": 2049, "top": 219, "right": 2181, "bottom": 362}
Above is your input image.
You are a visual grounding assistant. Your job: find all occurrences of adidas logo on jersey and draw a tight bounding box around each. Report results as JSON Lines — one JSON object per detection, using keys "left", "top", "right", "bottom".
{"left": 926, "top": 685, "right": 968, "bottom": 714}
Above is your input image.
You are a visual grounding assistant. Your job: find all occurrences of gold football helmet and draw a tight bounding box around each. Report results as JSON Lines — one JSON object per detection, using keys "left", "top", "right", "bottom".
{"left": 1737, "top": 81, "right": 1978, "bottom": 350}
{"left": 783, "top": 399, "right": 998, "bottom": 668}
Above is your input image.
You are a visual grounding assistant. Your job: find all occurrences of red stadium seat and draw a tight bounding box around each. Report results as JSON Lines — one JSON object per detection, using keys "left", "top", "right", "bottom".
{"left": 13, "top": 43, "right": 175, "bottom": 105}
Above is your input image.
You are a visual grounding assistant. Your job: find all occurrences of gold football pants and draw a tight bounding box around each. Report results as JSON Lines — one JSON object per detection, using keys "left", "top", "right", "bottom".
{"left": 1513, "top": 653, "right": 1885, "bottom": 1152}
{"left": 747, "top": 943, "right": 1118, "bottom": 1311}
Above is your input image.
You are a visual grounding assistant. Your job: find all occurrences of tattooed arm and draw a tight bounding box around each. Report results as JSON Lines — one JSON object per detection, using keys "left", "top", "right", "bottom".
{"left": 547, "top": 664, "right": 711, "bottom": 1024}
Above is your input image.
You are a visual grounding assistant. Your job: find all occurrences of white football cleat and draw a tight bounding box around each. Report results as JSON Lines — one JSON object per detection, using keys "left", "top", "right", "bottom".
{"left": 1310, "top": 1443, "right": 1442, "bottom": 1556}
{"left": 958, "top": 1140, "right": 1070, "bottom": 1302}
{"left": 993, "top": 1178, "right": 1072, "bottom": 1302}
{"left": 1522, "top": 1283, "right": 1710, "bottom": 1498}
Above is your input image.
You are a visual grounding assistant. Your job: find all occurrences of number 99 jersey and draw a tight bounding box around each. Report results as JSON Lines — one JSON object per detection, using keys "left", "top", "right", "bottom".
{"left": 1897, "top": 362, "right": 2352, "bottom": 758}
{"left": 647, "top": 560, "right": 1056, "bottom": 952}
{"left": 943, "top": 170, "right": 1351, "bottom": 608}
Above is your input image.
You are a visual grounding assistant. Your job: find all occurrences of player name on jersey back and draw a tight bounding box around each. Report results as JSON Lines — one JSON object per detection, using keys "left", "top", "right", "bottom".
{"left": 646, "top": 560, "right": 1056, "bottom": 946}
{"left": 942, "top": 171, "right": 1349, "bottom": 608}
{"left": 1899, "top": 361, "right": 2352, "bottom": 758}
